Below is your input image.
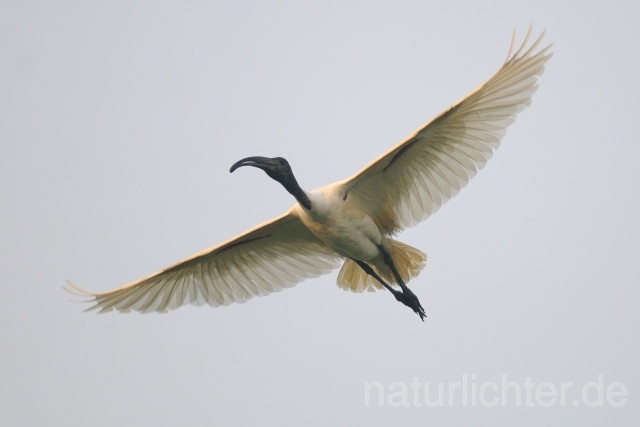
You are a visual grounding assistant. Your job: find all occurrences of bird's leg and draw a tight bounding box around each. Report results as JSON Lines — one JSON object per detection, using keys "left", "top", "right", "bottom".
{"left": 377, "top": 244, "right": 426, "bottom": 321}
{"left": 352, "top": 259, "right": 398, "bottom": 294}
{"left": 352, "top": 258, "right": 426, "bottom": 321}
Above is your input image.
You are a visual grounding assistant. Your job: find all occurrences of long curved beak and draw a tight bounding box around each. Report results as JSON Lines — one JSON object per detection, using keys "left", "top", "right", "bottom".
{"left": 229, "top": 156, "right": 270, "bottom": 173}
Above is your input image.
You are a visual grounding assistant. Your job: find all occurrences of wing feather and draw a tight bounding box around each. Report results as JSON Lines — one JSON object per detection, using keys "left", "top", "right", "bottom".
{"left": 338, "top": 28, "right": 552, "bottom": 233}
{"left": 65, "top": 209, "right": 343, "bottom": 313}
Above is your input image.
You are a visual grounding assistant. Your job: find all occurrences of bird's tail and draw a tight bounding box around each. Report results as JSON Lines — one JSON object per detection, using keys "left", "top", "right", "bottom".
{"left": 336, "top": 239, "right": 426, "bottom": 293}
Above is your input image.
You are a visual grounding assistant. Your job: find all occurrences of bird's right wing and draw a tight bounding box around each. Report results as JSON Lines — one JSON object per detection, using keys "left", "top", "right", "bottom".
{"left": 65, "top": 209, "right": 343, "bottom": 313}
{"left": 338, "top": 28, "right": 552, "bottom": 234}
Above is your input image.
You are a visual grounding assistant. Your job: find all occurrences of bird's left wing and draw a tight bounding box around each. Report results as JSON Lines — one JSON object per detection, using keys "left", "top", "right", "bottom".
{"left": 65, "top": 209, "right": 343, "bottom": 313}
{"left": 337, "top": 28, "right": 552, "bottom": 235}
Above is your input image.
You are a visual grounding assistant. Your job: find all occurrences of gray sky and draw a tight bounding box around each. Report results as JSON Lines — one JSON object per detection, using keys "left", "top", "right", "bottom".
{"left": 1, "top": 1, "right": 638, "bottom": 425}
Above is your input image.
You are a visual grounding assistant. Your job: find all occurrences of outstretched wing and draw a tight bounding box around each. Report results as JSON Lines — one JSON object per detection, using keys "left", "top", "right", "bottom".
{"left": 65, "top": 209, "right": 343, "bottom": 313}
{"left": 338, "top": 28, "right": 552, "bottom": 234}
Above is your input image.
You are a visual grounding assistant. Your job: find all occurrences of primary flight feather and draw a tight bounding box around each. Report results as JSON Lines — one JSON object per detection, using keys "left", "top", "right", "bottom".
{"left": 66, "top": 28, "right": 552, "bottom": 319}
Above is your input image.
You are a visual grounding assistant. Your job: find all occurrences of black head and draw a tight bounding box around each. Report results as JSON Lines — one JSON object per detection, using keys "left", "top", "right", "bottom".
{"left": 229, "top": 156, "right": 293, "bottom": 182}
{"left": 229, "top": 156, "right": 311, "bottom": 209}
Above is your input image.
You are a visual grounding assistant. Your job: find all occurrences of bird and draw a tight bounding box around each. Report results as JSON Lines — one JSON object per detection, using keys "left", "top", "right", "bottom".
{"left": 65, "top": 28, "right": 552, "bottom": 320}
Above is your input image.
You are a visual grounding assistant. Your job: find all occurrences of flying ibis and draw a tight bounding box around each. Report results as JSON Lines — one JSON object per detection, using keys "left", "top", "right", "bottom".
{"left": 66, "top": 29, "right": 552, "bottom": 320}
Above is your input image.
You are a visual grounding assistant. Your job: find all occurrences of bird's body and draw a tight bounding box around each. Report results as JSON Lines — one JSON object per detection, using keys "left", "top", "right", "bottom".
{"left": 299, "top": 187, "right": 382, "bottom": 261}
{"left": 294, "top": 183, "right": 426, "bottom": 295}
{"left": 66, "top": 28, "right": 552, "bottom": 319}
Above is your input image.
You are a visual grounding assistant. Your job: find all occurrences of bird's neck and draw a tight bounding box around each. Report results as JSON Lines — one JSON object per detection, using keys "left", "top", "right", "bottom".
{"left": 279, "top": 175, "right": 312, "bottom": 210}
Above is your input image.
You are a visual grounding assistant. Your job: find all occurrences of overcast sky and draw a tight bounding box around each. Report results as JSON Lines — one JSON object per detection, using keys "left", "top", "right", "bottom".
{"left": 1, "top": 1, "right": 638, "bottom": 425}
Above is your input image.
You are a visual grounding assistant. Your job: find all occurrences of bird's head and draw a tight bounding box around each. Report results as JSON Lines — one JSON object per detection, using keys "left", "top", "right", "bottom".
{"left": 230, "top": 156, "right": 311, "bottom": 209}
{"left": 229, "top": 156, "right": 293, "bottom": 183}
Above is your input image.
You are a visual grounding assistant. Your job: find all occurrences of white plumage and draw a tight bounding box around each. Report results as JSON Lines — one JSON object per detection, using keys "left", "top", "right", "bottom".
{"left": 66, "top": 28, "right": 552, "bottom": 317}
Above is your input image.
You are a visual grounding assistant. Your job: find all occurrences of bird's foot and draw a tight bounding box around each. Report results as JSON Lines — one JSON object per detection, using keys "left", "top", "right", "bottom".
{"left": 393, "top": 287, "right": 427, "bottom": 321}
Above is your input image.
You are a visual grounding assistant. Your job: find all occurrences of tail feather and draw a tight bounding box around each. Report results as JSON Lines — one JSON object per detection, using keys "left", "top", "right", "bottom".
{"left": 336, "top": 240, "right": 426, "bottom": 293}
{"left": 337, "top": 258, "right": 379, "bottom": 292}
